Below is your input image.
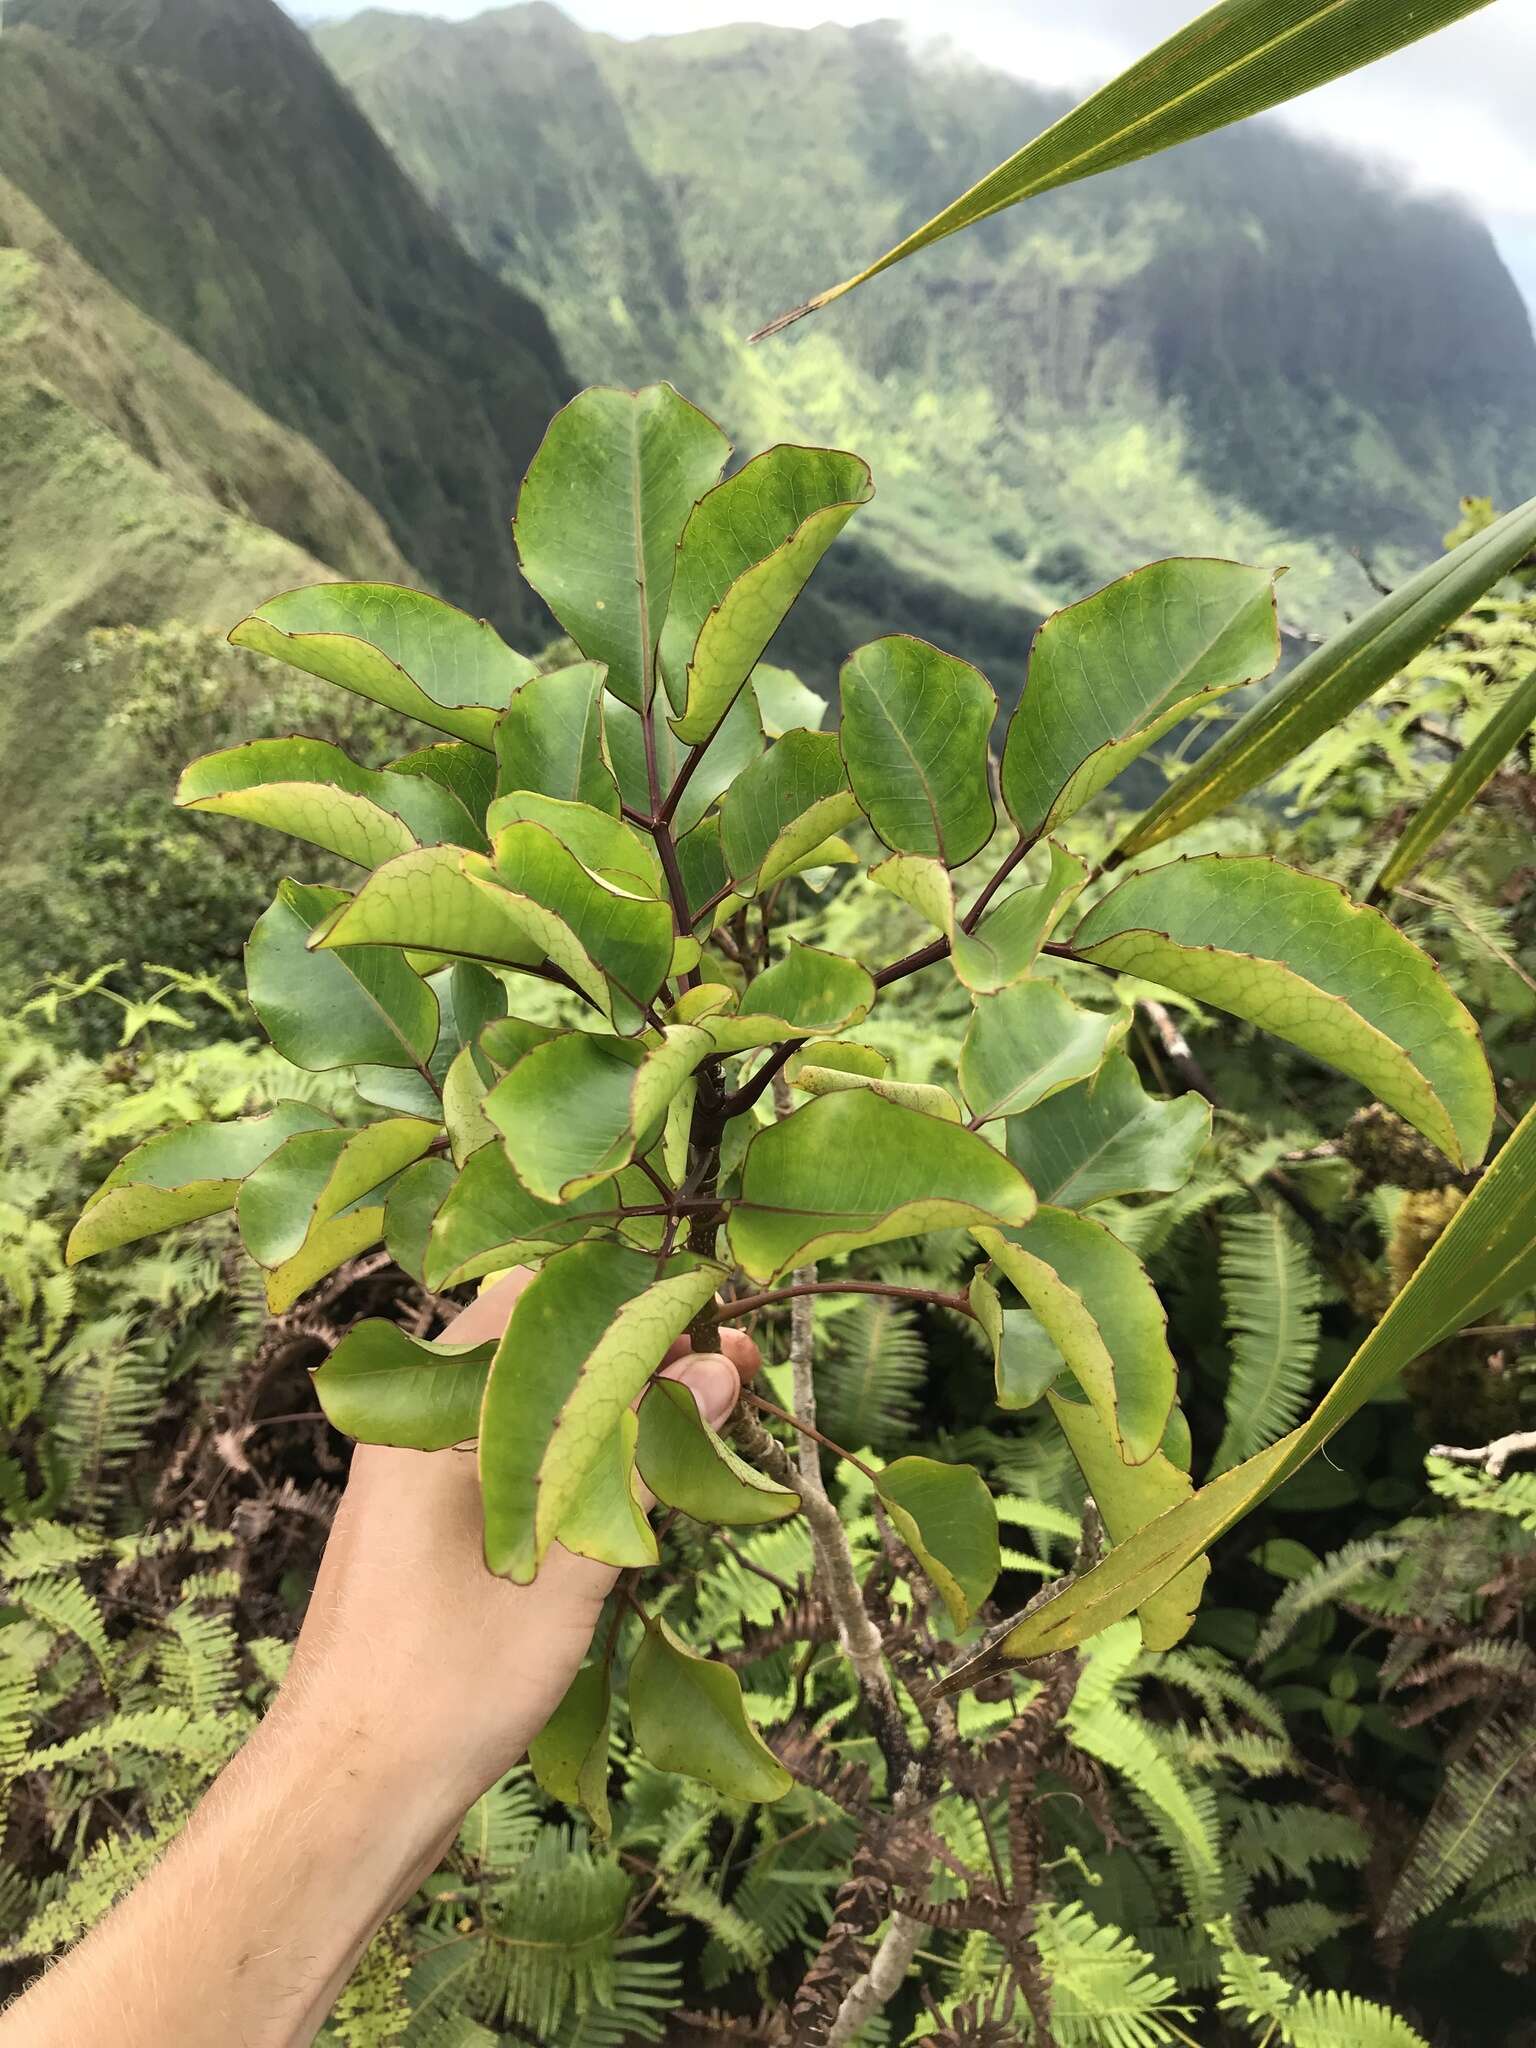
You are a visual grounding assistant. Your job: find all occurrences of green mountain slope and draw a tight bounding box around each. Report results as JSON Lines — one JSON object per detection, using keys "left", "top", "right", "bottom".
{"left": 0, "top": 0, "right": 572, "bottom": 635}
{"left": 0, "top": 172, "right": 415, "bottom": 844}
{"left": 318, "top": 5, "right": 1536, "bottom": 673}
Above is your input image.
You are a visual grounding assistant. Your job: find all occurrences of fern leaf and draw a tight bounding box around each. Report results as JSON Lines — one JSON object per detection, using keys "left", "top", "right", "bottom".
{"left": 1253, "top": 1536, "right": 1407, "bottom": 1662}
{"left": 1212, "top": 1210, "right": 1322, "bottom": 1473}
{"left": 1033, "top": 1900, "right": 1194, "bottom": 2048}
{"left": 815, "top": 1291, "right": 927, "bottom": 1454}
{"left": 1381, "top": 1718, "right": 1536, "bottom": 1932}
{"left": 1227, "top": 1805, "right": 1369, "bottom": 1886}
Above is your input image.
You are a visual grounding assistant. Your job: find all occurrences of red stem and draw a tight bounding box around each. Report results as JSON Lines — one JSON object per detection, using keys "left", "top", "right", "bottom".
{"left": 727, "top": 1278, "right": 975, "bottom": 1321}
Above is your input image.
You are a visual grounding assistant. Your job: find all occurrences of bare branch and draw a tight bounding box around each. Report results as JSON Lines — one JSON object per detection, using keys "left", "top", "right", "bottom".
{"left": 1430, "top": 1431, "right": 1536, "bottom": 1479}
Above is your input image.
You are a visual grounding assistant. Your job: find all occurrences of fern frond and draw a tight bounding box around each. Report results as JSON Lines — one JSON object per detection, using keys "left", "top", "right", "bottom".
{"left": 1214, "top": 1921, "right": 1428, "bottom": 2047}
{"left": 1212, "top": 1211, "right": 1322, "bottom": 1473}
{"left": 1425, "top": 1455, "right": 1536, "bottom": 1536}
{"left": 457, "top": 1768, "right": 542, "bottom": 1872}
{"left": 1068, "top": 1696, "right": 1222, "bottom": 1916}
{"left": 1227, "top": 1805, "right": 1369, "bottom": 1886}
{"left": 16, "top": 1574, "right": 112, "bottom": 1680}
{"left": 1033, "top": 1900, "right": 1194, "bottom": 2047}
{"left": 1254, "top": 1537, "right": 1406, "bottom": 1662}
{"left": 815, "top": 1292, "right": 927, "bottom": 1454}
{"left": 1381, "top": 1718, "right": 1536, "bottom": 1932}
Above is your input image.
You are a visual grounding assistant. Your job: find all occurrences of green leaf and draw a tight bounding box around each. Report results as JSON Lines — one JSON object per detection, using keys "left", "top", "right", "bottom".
{"left": 514, "top": 384, "right": 728, "bottom": 710}
{"left": 755, "top": 0, "right": 1497, "bottom": 332}
{"left": 424, "top": 1142, "right": 611, "bottom": 1290}
{"left": 478, "top": 1244, "right": 722, "bottom": 1581}
{"left": 719, "top": 730, "right": 859, "bottom": 893}
{"left": 485, "top": 793, "right": 662, "bottom": 898}
{"left": 606, "top": 683, "right": 764, "bottom": 836}
{"left": 958, "top": 1091, "right": 1536, "bottom": 1670}
{"left": 730, "top": 1089, "right": 1035, "bottom": 1282}
{"left": 968, "top": 1271, "right": 1067, "bottom": 1410}
{"left": 313, "top": 1320, "right": 494, "bottom": 1450}
{"left": 869, "top": 844, "right": 1088, "bottom": 993}
{"left": 840, "top": 637, "right": 996, "bottom": 864}
{"left": 230, "top": 582, "right": 531, "bottom": 745}
{"left": 874, "top": 1456, "right": 999, "bottom": 1629}
{"left": 1001, "top": 559, "right": 1280, "bottom": 839}
{"left": 304, "top": 849, "right": 539, "bottom": 978}
{"left": 977, "top": 1209, "right": 1175, "bottom": 1465}
{"left": 178, "top": 737, "right": 481, "bottom": 866}
{"left": 1119, "top": 489, "right": 1536, "bottom": 857}
{"left": 388, "top": 740, "right": 498, "bottom": 828}
{"left": 792, "top": 1065, "right": 961, "bottom": 1121}
{"left": 384, "top": 1155, "right": 455, "bottom": 1284}
{"left": 750, "top": 665, "right": 826, "bottom": 737}
{"left": 556, "top": 1409, "right": 658, "bottom": 1569}
{"left": 664, "top": 446, "right": 872, "bottom": 741}
{"left": 528, "top": 1660, "right": 613, "bottom": 1839}
{"left": 238, "top": 1122, "right": 430, "bottom": 1313}
{"left": 1046, "top": 1388, "right": 1210, "bottom": 1655}
{"left": 1074, "top": 855, "right": 1493, "bottom": 1167}
{"left": 960, "top": 982, "right": 1129, "bottom": 1124}
{"left": 67, "top": 1103, "right": 334, "bottom": 1264}
{"left": 495, "top": 661, "right": 619, "bottom": 815}
{"left": 629, "top": 1618, "right": 791, "bottom": 1801}
{"left": 785, "top": 1039, "right": 889, "bottom": 1083}
{"left": 443, "top": 1046, "right": 495, "bottom": 1165}
{"left": 729, "top": 940, "right": 874, "bottom": 1039}
{"left": 247, "top": 879, "right": 441, "bottom": 1076}
{"left": 1372, "top": 663, "right": 1536, "bottom": 896}
{"left": 1004, "top": 1052, "right": 1210, "bottom": 1208}
{"left": 635, "top": 1379, "right": 801, "bottom": 1525}
{"left": 492, "top": 822, "right": 676, "bottom": 1031}
{"left": 486, "top": 1027, "right": 714, "bottom": 1202}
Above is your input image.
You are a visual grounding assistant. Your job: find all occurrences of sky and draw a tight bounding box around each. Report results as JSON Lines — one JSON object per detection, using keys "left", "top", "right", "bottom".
{"left": 296, "top": 0, "right": 1536, "bottom": 318}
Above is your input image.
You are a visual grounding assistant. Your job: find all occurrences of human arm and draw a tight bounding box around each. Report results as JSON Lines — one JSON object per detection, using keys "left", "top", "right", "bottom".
{"left": 2, "top": 1270, "right": 757, "bottom": 2046}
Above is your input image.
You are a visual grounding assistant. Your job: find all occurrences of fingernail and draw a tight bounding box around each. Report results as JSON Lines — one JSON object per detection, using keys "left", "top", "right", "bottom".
{"left": 667, "top": 1352, "right": 739, "bottom": 1430}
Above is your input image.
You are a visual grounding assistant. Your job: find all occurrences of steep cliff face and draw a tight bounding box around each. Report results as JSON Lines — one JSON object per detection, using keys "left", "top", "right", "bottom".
{"left": 1, "top": 0, "right": 573, "bottom": 634}
{"left": 320, "top": 7, "right": 1536, "bottom": 671}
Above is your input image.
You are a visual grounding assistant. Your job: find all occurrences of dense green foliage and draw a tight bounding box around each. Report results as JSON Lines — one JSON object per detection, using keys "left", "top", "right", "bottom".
{"left": 5, "top": 3, "right": 1536, "bottom": 2041}
{"left": 24, "top": 343, "right": 1533, "bottom": 2033}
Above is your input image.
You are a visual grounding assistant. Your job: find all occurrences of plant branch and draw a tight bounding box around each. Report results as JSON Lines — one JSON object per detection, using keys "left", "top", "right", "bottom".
{"left": 961, "top": 833, "right": 1029, "bottom": 931}
{"left": 731, "top": 1404, "right": 909, "bottom": 1772}
{"left": 1429, "top": 1431, "right": 1536, "bottom": 1478}
{"left": 827, "top": 1913, "right": 925, "bottom": 2047}
{"left": 745, "top": 1391, "right": 877, "bottom": 1483}
{"left": 659, "top": 739, "right": 709, "bottom": 825}
{"left": 726, "top": 1279, "right": 974, "bottom": 1322}
{"left": 718, "top": 1040, "right": 797, "bottom": 1122}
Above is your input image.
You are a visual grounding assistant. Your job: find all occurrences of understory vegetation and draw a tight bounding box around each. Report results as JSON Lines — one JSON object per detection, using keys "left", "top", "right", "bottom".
{"left": 2, "top": 509, "right": 1533, "bottom": 2044}
{"left": 5, "top": 6, "right": 1536, "bottom": 2045}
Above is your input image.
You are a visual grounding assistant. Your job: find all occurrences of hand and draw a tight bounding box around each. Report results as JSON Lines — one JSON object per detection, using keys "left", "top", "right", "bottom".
{"left": 281, "top": 1267, "right": 763, "bottom": 1808}
{"left": 1, "top": 1267, "right": 761, "bottom": 2048}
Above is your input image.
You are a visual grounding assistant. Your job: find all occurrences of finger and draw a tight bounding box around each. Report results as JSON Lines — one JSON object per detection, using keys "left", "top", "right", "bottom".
{"left": 661, "top": 1324, "right": 763, "bottom": 1383}
{"left": 436, "top": 1266, "right": 535, "bottom": 1346}
{"left": 657, "top": 1349, "right": 743, "bottom": 1432}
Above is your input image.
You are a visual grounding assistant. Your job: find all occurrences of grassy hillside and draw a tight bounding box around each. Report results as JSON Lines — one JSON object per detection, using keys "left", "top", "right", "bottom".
{"left": 0, "top": 0, "right": 572, "bottom": 636}
{"left": 0, "top": 171, "right": 422, "bottom": 842}
{"left": 319, "top": 5, "right": 1536, "bottom": 674}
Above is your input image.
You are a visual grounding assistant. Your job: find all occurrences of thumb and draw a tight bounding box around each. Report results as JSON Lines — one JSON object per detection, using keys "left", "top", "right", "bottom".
{"left": 660, "top": 1350, "right": 742, "bottom": 1432}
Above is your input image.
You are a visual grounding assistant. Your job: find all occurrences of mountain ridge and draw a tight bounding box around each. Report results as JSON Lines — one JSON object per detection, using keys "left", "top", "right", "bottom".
{"left": 318, "top": 3, "right": 1536, "bottom": 675}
